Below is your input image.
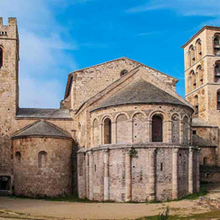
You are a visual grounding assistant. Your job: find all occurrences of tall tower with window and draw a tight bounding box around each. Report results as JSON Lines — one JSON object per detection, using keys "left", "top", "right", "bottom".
{"left": 182, "top": 26, "right": 220, "bottom": 166}
{"left": 182, "top": 26, "right": 220, "bottom": 124}
{"left": 0, "top": 18, "right": 19, "bottom": 182}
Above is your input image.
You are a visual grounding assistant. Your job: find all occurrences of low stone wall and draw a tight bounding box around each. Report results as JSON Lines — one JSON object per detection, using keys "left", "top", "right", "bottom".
{"left": 77, "top": 143, "right": 200, "bottom": 202}
{"left": 13, "top": 137, "right": 73, "bottom": 198}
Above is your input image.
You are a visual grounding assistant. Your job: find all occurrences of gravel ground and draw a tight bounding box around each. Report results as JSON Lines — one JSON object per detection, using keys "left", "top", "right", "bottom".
{"left": 0, "top": 195, "right": 213, "bottom": 220}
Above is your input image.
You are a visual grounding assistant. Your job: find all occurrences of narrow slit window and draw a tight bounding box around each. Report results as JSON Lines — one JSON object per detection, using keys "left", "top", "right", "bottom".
{"left": 0, "top": 47, "right": 3, "bottom": 68}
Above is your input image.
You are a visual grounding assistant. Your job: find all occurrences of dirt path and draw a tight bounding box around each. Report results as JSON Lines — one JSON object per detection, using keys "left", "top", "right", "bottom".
{"left": 0, "top": 195, "right": 215, "bottom": 220}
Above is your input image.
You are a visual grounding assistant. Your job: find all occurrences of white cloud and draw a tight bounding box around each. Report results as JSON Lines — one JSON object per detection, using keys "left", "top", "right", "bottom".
{"left": 126, "top": 0, "right": 220, "bottom": 19}
{"left": 0, "top": 0, "right": 78, "bottom": 108}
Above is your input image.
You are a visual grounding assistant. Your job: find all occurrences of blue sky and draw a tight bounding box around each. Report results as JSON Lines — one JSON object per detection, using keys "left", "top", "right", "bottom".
{"left": 1, "top": 0, "right": 220, "bottom": 108}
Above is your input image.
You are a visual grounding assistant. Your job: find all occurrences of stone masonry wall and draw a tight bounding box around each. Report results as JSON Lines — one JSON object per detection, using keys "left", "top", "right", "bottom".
{"left": 78, "top": 144, "right": 199, "bottom": 202}
{"left": 67, "top": 58, "right": 177, "bottom": 111}
{"left": 13, "top": 137, "right": 73, "bottom": 198}
{"left": 0, "top": 18, "right": 19, "bottom": 176}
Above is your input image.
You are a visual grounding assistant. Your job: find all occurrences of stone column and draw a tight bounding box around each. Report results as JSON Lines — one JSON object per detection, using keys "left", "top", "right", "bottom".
{"left": 149, "top": 148, "right": 156, "bottom": 201}
{"left": 188, "top": 148, "right": 194, "bottom": 194}
{"left": 85, "top": 153, "right": 89, "bottom": 198}
{"left": 188, "top": 123, "right": 191, "bottom": 145}
{"left": 172, "top": 148, "right": 179, "bottom": 199}
{"left": 99, "top": 123, "right": 103, "bottom": 145}
{"left": 103, "top": 149, "right": 110, "bottom": 201}
{"left": 128, "top": 119, "right": 133, "bottom": 143}
{"left": 88, "top": 151, "right": 93, "bottom": 200}
{"left": 146, "top": 120, "right": 152, "bottom": 142}
{"left": 125, "top": 150, "right": 131, "bottom": 201}
{"left": 166, "top": 120, "right": 172, "bottom": 143}
{"left": 112, "top": 121, "right": 116, "bottom": 144}
{"left": 179, "top": 120, "right": 184, "bottom": 144}
{"left": 197, "top": 149, "right": 200, "bottom": 193}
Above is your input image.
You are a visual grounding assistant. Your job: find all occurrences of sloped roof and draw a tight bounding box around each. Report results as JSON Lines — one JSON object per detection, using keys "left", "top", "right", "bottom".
{"left": 16, "top": 108, "right": 71, "bottom": 119}
{"left": 192, "top": 118, "right": 217, "bottom": 128}
{"left": 91, "top": 78, "right": 191, "bottom": 112}
{"left": 193, "top": 135, "right": 217, "bottom": 147}
{"left": 12, "top": 120, "right": 72, "bottom": 139}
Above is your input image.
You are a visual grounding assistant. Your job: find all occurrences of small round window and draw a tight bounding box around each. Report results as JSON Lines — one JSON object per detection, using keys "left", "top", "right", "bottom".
{"left": 120, "top": 69, "right": 128, "bottom": 77}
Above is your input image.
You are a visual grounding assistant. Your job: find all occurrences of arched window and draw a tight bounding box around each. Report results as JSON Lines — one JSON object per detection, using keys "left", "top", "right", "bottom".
{"left": 194, "top": 95, "right": 199, "bottom": 115}
{"left": 183, "top": 116, "right": 189, "bottom": 145}
{"left": 196, "top": 39, "right": 202, "bottom": 60}
{"left": 214, "top": 35, "right": 220, "bottom": 55}
{"left": 203, "top": 157, "right": 207, "bottom": 165}
{"left": 189, "top": 45, "right": 195, "bottom": 66}
{"left": 15, "top": 152, "right": 21, "bottom": 163}
{"left": 0, "top": 47, "right": 3, "bottom": 69}
{"left": 172, "top": 114, "right": 179, "bottom": 144}
{"left": 104, "top": 118, "right": 112, "bottom": 144}
{"left": 197, "top": 65, "right": 203, "bottom": 86}
{"left": 217, "top": 90, "right": 220, "bottom": 110}
{"left": 93, "top": 119, "right": 99, "bottom": 146}
{"left": 214, "top": 61, "right": 220, "bottom": 83}
{"left": 152, "top": 115, "right": 163, "bottom": 142}
{"left": 38, "top": 151, "right": 47, "bottom": 168}
{"left": 188, "top": 72, "right": 192, "bottom": 92}
{"left": 191, "top": 70, "right": 196, "bottom": 90}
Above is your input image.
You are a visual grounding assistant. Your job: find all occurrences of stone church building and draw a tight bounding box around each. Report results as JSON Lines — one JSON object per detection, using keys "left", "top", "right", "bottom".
{"left": 0, "top": 17, "right": 218, "bottom": 202}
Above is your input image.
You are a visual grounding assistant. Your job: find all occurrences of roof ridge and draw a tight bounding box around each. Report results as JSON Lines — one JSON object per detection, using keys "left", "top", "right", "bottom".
{"left": 69, "top": 57, "right": 177, "bottom": 80}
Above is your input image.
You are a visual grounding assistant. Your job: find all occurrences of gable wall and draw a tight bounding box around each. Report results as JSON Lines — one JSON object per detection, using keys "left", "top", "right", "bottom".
{"left": 66, "top": 59, "right": 176, "bottom": 111}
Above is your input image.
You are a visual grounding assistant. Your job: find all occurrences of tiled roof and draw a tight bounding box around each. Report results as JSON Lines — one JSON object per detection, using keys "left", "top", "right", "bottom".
{"left": 12, "top": 120, "right": 72, "bottom": 139}
{"left": 17, "top": 108, "right": 71, "bottom": 119}
{"left": 92, "top": 78, "right": 190, "bottom": 111}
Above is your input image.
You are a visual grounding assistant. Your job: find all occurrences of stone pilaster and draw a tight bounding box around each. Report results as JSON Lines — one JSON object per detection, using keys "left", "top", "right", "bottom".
{"left": 188, "top": 123, "right": 191, "bottom": 145}
{"left": 188, "top": 148, "right": 194, "bottom": 194}
{"left": 172, "top": 148, "right": 179, "bottom": 199}
{"left": 85, "top": 153, "right": 89, "bottom": 198}
{"left": 88, "top": 151, "right": 93, "bottom": 200}
{"left": 99, "top": 123, "right": 103, "bottom": 145}
{"left": 125, "top": 150, "right": 131, "bottom": 201}
{"left": 146, "top": 120, "right": 152, "bottom": 142}
{"left": 197, "top": 149, "right": 200, "bottom": 193}
{"left": 149, "top": 148, "right": 156, "bottom": 201}
{"left": 112, "top": 121, "right": 116, "bottom": 144}
{"left": 127, "top": 120, "right": 133, "bottom": 143}
{"left": 103, "top": 149, "right": 110, "bottom": 201}
{"left": 179, "top": 120, "right": 184, "bottom": 144}
{"left": 166, "top": 120, "right": 172, "bottom": 143}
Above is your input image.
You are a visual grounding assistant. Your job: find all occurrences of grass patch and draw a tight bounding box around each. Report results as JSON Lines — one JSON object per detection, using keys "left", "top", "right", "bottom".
{"left": 137, "top": 210, "right": 220, "bottom": 219}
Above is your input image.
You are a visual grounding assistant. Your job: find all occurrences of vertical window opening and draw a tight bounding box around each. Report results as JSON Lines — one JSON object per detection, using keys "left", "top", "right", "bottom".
{"left": 160, "top": 163, "right": 163, "bottom": 171}
{"left": 15, "top": 152, "right": 21, "bottom": 163}
{"left": 203, "top": 157, "right": 207, "bottom": 165}
{"left": 104, "top": 118, "right": 112, "bottom": 144}
{"left": 194, "top": 95, "right": 199, "bottom": 115}
{"left": 214, "top": 35, "right": 220, "bottom": 55}
{"left": 38, "top": 151, "right": 47, "bottom": 168}
{"left": 0, "top": 47, "right": 3, "bottom": 69}
{"left": 217, "top": 91, "right": 220, "bottom": 110}
{"left": 152, "top": 115, "right": 163, "bottom": 142}
{"left": 215, "top": 62, "right": 220, "bottom": 83}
